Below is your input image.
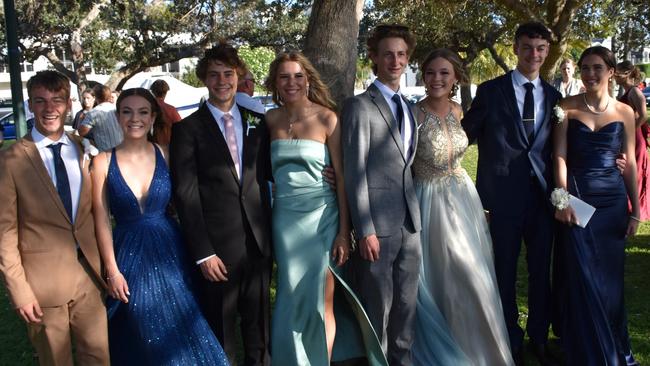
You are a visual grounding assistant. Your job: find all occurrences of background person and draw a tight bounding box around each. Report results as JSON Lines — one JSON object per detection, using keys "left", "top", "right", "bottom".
{"left": 79, "top": 84, "right": 123, "bottom": 151}
{"left": 150, "top": 79, "right": 182, "bottom": 146}
{"left": 73, "top": 88, "right": 96, "bottom": 130}
{"left": 615, "top": 60, "right": 650, "bottom": 221}
{"left": 236, "top": 70, "right": 266, "bottom": 114}
{"left": 553, "top": 58, "right": 585, "bottom": 97}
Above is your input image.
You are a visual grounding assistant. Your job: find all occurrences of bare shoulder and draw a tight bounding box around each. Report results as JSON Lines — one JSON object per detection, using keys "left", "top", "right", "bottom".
{"left": 614, "top": 100, "right": 635, "bottom": 122}
{"left": 450, "top": 101, "right": 463, "bottom": 120}
{"left": 629, "top": 87, "right": 644, "bottom": 99}
{"left": 559, "top": 94, "right": 580, "bottom": 110}
{"left": 265, "top": 107, "right": 282, "bottom": 128}
{"left": 91, "top": 151, "right": 110, "bottom": 176}
{"left": 154, "top": 143, "right": 169, "bottom": 164}
{"left": 317, "top": 106, "right": 338, "bottom": 128}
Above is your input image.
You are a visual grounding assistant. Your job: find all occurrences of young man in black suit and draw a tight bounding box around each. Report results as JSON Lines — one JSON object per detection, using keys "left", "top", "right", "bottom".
{"left": 170, "top": 44, "right": 272, "bottom": 366}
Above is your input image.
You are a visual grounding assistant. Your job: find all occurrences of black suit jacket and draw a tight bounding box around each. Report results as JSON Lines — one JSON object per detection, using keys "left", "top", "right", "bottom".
{"left": 170, "top": 103, "right": 272, "bottom": 264}
{"left": 462, "top": 71, "right": 561, "bottom": 216}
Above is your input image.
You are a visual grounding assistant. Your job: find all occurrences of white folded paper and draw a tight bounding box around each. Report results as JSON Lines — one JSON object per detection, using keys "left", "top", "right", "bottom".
{"left": 569, "top": 194, "right": 596, "bottom": 228}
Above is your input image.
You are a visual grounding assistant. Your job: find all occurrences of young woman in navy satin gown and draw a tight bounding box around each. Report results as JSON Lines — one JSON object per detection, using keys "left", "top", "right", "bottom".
{"left": 553, "top": 46, "right": 639, "bottom": 365}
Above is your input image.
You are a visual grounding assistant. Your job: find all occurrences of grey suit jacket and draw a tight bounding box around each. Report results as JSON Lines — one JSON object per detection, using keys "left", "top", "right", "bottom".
{"left": 341, "top": 83, "right": 421, "bottom": 239}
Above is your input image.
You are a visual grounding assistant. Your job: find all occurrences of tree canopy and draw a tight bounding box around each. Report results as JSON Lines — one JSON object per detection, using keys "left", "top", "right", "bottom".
{"left": 0, "top": 0, "right": 309, "bottom": 95}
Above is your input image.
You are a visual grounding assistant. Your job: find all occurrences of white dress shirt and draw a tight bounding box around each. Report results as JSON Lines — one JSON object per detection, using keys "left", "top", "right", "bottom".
{"left": 373, "top": 79, "right": 414, "bottom": 159}
{"left": 512, "top": 69, "right": 546, "bottom": 134}
{"left": 205, "top": 100, "right": 244, "bottom": 175}
{"left": 31, "top": 128, "right": 82, "bottom": 222}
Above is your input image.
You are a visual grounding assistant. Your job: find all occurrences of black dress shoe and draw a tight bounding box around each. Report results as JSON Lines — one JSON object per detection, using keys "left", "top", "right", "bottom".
{"left": 512, "top": 347, "right": 525, "bottom": 366}
{"left": 529, "top": 343, "right": 559, "bottom": 366}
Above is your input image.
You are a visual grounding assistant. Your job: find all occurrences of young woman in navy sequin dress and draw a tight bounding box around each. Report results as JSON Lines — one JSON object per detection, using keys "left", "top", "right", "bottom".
{"left": 91, "top": 88, "right": 229, "bottom": 365}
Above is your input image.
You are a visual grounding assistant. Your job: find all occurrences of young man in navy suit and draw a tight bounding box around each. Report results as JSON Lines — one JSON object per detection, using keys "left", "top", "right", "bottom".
{"left": 462, "top": 22, "right": 560, "bottom": 366}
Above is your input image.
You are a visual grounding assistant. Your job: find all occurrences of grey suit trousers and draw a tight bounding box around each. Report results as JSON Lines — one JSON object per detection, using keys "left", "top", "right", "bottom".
{"left": 353, "top": 223, "right": 421, "bottom": 366}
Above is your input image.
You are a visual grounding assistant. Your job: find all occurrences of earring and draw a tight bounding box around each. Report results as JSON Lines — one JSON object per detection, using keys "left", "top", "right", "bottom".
{"left": 306, "top": 84, "right": 310, "bottom": 96}
{"left": 451, "top": 82, "right": 459, "bottom": 97}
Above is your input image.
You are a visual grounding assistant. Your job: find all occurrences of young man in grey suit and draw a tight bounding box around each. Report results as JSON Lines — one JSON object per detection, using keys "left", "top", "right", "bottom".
{"left": 341, "top": 24, "right": 421, "bottom": 366}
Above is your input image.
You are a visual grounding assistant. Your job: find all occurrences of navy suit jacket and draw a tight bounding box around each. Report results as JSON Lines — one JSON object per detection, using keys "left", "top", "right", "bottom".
{"left": 462, "top": 71, "right": 561, "bottom": 216}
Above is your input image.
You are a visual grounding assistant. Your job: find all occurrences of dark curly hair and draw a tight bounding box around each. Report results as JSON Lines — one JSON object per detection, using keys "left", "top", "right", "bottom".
{"left": 196, "top": 42, "right": 248, "bottom": 81}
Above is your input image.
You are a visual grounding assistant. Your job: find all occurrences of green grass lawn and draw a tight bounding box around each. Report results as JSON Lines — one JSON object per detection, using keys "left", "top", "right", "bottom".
{"left": 1, "top": 145, "right": 648, "bottom": 364}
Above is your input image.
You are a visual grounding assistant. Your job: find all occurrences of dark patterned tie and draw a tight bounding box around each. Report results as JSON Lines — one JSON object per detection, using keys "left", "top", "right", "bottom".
{"left": 391, "top": 93, "right": 404, "bottom": 135}
{"left": 48, "top": 143, "right": 73, "bottom": 220}
{"left": 523, "top": 82, "right": 535, "bottom": 141}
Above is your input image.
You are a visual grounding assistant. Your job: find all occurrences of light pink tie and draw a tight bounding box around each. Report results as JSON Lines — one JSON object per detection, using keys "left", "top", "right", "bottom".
{"left": 222, "top": 113, "right": 240, "bottom": 179}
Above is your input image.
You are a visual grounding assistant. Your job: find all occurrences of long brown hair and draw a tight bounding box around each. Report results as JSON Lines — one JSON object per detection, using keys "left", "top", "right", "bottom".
{"left": 264, "top": 52, "right": 336, "bottom": 111}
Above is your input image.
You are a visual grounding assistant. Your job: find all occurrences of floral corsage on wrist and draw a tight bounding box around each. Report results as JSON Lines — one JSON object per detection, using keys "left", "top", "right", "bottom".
{"left": 244, "top": 112, "right": 262, "bottom": 136}
{"left": 81, "top": 138, "right": 99, "bottom": 168}
{"left": 552, "top": 104, "right": 566, "bottom": 125}
{"left": 550, "top": 187, "right": 570, "bottom": 210}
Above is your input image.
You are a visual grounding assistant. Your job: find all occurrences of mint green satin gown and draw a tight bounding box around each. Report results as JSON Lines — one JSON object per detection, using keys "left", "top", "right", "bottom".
{"left": 270, "top": 139, "right": 387, "bottom": 366}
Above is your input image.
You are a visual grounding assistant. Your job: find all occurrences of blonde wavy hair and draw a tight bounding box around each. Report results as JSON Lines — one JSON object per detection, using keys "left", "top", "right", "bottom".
{"left": 264, "top": 52, "right": 336, "bottom": 111}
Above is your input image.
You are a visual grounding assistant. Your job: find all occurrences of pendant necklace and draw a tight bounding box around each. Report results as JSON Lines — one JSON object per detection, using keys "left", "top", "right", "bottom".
{"left": 287, "top": 117, "right": 300, "bottom": 139}
{"left": 583, "top": 93, "right": 610, "bottom": 115}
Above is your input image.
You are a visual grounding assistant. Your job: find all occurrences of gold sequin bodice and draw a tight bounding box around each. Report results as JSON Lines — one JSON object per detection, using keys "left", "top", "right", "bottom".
{"left": 412, "top": 106, "right": 468, "bottom": 181}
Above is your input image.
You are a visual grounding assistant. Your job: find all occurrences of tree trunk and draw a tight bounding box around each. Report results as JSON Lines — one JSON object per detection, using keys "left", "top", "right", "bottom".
{"left": 69, "top": 0, "right": 109, "bottom": 98}
{"left": 303, "top": 0, "right": 364, "bottom": 109}
{"left": 542, "top": 39, "right": 568, "bottom": 82}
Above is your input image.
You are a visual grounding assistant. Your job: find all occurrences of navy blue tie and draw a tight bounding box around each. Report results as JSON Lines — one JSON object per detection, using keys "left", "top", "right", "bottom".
{"left": 391, "top": 93, "right": 404, "bottom": 135}
{"left": 523, "top": 82, "right": 535, "bottom": 141}
{"left": 48, "top": 143, "right": 73, "bottom": 220}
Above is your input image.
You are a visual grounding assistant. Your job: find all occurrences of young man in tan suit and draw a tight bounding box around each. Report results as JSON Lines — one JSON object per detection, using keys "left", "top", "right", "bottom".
{"left": 0, "top": 70, "right": 109, "bottom": 365}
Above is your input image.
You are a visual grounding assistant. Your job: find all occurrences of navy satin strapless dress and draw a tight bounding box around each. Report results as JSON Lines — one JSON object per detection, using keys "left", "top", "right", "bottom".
{"left": 560, "top": 119, "right": 630, "bottom": 365}
{"left": 106, "top": 146, "right": 228, "bottom": 366}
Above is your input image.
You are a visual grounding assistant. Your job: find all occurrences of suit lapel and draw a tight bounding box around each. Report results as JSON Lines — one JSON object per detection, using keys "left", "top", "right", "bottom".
{"left": 199, "top": 104, "right": 240, "bottom": 184}
{"left": 21, "top": 137, "right": 72, "bottom": 223}
{"left": 501, "top": 72, "right": 529, "bottom": 144}
{"left": 367, "top": 84, "right": 406, "bottom": 161}
{"left": 70, "top": 134, "right": 91, "bottom": 225}
{"left": 405, "top": 101, "right": 418, "bottom": 165}
{"left": 238, "top": 104, "right": 257, "bottom": 192}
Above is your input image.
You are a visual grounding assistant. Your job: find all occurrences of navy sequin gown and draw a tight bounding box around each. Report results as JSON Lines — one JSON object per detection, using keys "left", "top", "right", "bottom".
{"left": 105, "top": 146, "right": 229, "bottom": 366}
{"left": 560, "top": 119, "right": 630, "bottom": 365}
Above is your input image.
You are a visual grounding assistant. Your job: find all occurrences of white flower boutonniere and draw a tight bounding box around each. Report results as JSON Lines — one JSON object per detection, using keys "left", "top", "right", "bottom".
{"left": 552, "top": 105, "right": 566, "bottom": 125}
{"left": 81, "top": 138, "right": 99, "bottom": 168}
{"left": 245, "top": 115, "right": 262, "bottom": 136}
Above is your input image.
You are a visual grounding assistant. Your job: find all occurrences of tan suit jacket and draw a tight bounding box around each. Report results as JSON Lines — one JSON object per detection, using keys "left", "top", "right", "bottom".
{"left": 0, "top": 133, "right": 104, "bottom": 309}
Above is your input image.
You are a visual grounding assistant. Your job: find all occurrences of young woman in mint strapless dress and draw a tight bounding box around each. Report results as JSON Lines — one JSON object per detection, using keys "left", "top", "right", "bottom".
{"left": 553, "top": 46, "right": 640, "bottom": 365}
{"left": 91, "top": 88, "right": 229, "bottom": 365}
{"left": 263, "top": 52, "right": 387, "bottom": 366}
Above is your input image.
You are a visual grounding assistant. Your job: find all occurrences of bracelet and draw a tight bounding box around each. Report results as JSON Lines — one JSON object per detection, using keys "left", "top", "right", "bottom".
{"left": 550, "top": 188, "right": 570, "bottom": 210}
{"left": 106, "top": 272, "right": 121, "bottom": 281}
{"left": 630, "top": 215, "right": 641, "bottom": 223}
